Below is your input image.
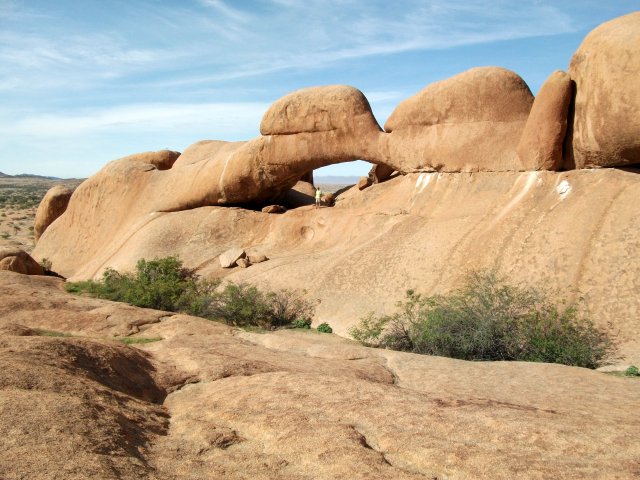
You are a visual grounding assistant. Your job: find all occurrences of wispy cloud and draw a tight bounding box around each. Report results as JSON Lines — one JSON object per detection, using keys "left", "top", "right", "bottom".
{"left": 5, "top": 102, "right": 269, "bottom": 138}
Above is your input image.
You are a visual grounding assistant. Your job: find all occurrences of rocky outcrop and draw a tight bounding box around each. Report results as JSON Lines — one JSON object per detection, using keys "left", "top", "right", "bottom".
{"left": 517, "top": 70, "right": 572, "bottom": 170}
{"left": 219, "top": 247, "right": 246, "bottom": 268}
{"left": 567, "top": 12, "right": 640, "bottom": 168}
{"left": 382, "top": 67, "right": 533, "bottom": 172}
{"left": 34, "top": 185, "right": 74, "bottom": 242}
{"left": 0, "top": 248, "right": 44, "bottom": 275}
{"left": 1, "top": 271, "right": 639, "bottom": 479}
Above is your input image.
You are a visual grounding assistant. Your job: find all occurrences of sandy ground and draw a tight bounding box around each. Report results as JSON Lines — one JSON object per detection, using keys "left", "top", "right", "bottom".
{"left": 0, "top": 177, "right": 82, "bottom": 253}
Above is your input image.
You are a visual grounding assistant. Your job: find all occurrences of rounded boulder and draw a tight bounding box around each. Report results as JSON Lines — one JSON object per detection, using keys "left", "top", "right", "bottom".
{"left": 568, "top": 12, "right": 640, "bottom": 168}
{"left": 34, "top": 185, "right": 74, "bottom": 242}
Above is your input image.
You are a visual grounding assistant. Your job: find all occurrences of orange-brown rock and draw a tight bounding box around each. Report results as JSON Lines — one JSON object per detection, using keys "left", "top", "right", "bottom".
{"left": 280, "top": 180, "right": 316, "bottom": 208}
{"left": 34, "top": 169, "right": 640, "bottom": 368}
{"left": 368, "top": 163, "right": 395, "bottom": 183}
{"left": 0, "top": 248, "right": 44, "bottom": 275}
{"left": 517, "top": 70, "right": 572, "bottom": 170}
{"left": 321, "top": 192, "right": 336, "bottom": 207}
{"left": 567, "top": 12, "right": 640, "bottom": 168}
{"left": 358, "top": 176, "right": 372, "bottom": 190}
{"left": 260, "top": 85, "right": 380, "bottom": 136}
{"left": 34, "top": 185, "right": 74, "bottom": 242}
{"left": 261, "top": 205, "right": 286, "bottom": 214}
{"left": 1, "top": 271, "right": 639, "bottom": 479}
{"left": 382, "top": 67, "right": 533, "bottom": 172}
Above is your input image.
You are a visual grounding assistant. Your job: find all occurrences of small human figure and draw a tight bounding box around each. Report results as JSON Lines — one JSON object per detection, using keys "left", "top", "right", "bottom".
{"left": 315, "top": 187, "right": 322, "bottom": 209}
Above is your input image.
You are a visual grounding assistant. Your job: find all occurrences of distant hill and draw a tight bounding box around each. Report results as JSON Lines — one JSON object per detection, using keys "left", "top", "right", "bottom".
{"left": 0, "top": 172, "right": 10, "bottom": 178}
{"left": 13, "top": 173, "right": 62, "bottom": 180}
{"left": 315, "top": 175, "right": 360, "bottom": 185}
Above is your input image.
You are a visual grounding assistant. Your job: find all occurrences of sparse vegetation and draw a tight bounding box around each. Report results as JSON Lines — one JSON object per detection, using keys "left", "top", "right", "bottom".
{"left": 349, "top": 272, "right": 614, "bottom": 369}
{"left": 118, "top": 336, "right": 163, "bottom": 345}
{"left": 625, "top": 365, "right": 639, "bottom": 377}
{"left": 317, "top": 322, "right": 333, "bottom": 333}
{"left": 40, "top": 257, "right": 52, "bottom": 271}
{"left": 65, "top": 256, "right": 315, "bottom": 329}
{"left": 292, "top": 318, "right": 311, "bottom": 329}
{"left": 33, "top": 328, "right": 72, "bottom": 337}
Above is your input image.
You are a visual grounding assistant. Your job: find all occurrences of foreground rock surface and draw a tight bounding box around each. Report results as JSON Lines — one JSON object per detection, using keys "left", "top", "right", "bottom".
{"left": 0, "top": 271, "right": 638, "bottom": 479}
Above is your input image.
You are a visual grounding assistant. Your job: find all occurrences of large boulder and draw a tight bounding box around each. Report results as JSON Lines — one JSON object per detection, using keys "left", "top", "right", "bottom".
{"left": 260, "top": 85, "right": 381, "bottom": 136}
{"left": 381, "top": 67, "right": 533, "bottom": 172}
{"left": 517, "top": 70, "right": 573, "bottom": 170}
{"left": 567, "top": 12, "right": 640, "bottom": 168}
{"left": 34, "top": 185, "right": 74, "bottom": 242}
{"left": 382, "top": 67, "right": 533, "bottom": 172}
{"left": 0, "top": 248, "right": 44, "bottom": 275}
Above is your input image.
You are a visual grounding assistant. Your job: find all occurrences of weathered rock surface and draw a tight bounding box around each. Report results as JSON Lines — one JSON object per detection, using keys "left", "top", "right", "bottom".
{"left": 517, "top": 70, "right": 572, "bottom": 170}
{"left": 0, "top": 271, "right": 639, "bottom": 479}
{"left": 248, "top": 253, "right": 268, "bottom": 264}
{"left": 34, "top": 185, "right": 74, "bottom": 242}
{"left": 0, "top": 247, "right": 44, "bottom": 275}
{"left": 33, "top": 169, "right": 640, "bottom": 367}
{"left": 219, "top": 247, "right": 246, "bottom": 268}
{"left": 567, "top": 12, "right": 640, "bottom": 168}
{"left": 382, "top": 67, "right": 533, "bottom": 172}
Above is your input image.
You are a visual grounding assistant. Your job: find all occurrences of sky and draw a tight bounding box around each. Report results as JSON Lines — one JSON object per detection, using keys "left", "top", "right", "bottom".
{"left": 0, "top": 1, "right": 638, "bottom": 178}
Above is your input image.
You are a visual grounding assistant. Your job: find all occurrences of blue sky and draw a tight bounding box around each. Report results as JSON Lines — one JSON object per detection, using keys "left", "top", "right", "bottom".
{"left": 1, "top": 1, "right": 637, "bottom": 178}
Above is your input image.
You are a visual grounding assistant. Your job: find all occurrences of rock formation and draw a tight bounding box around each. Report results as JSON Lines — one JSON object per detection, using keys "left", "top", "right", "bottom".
{"left": 0, "top": 248, "right": 44, "bottom": 275}
{"left": 30, "top": 14, "right": 640, "bottom": 367}
{"left": 382, "top": 67, "right": 533, "bottom": 172}
{"left": 1, "top": 270, "right": 639, "bottom": 479}
{"left": 517, "top": 70, "right": 572, "bottom": 170}
{"left": 567, "top": 12, "right": 640, "bottom": 168}
{"left": 34, "top": 185, "right": 74, "bottom": 242}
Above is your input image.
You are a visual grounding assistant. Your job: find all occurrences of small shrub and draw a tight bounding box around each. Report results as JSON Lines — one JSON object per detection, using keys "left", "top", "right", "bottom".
{"left": 65, "top": 256, "right": 316, "bottom": 330}
{"left": 40, "top": 257, "right": 52, "bottom": 271}
{"left": 350, "top": 272, "right": 614, "bottom": 369}
{"left": 625, "top": 365, "right": 640, "bottom": 377}
{"left": 317, "top": 322, "right": 333, "bottom": 334}
{"left": 292, "top": 318, "right": 311, "bottom": 329}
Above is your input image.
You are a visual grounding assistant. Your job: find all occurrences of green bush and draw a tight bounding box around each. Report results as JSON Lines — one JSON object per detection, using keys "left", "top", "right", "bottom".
{"left": 65, "top": 257, "right": 315, "bottom": 330}
{"left": 349, "top": 272, "right": 614, "bottom": 369}
{"left": 292, "top": 318, "right": 311, "bottom": 329}
{"left": 317, "top": 322, "right": 333, "bottom": 334}
{"left": 625, "top": 365, "right": 639, "bottom": 377}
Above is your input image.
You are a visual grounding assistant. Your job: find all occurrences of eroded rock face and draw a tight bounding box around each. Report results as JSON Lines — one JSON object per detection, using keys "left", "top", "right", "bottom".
{"left": 34, "top": 185, "right": 74, "bottom": 242}
{"left": 567, "top": 12, "right": 640, "bottom": 168}
{"left": 382, "top": 67, "right": 533, "bottom": 172}
{"left": 0, "top": 248, "right": 44, "bottom": 275}
{"left": 517, "top": 70, "right": 572, "bottom": 170}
